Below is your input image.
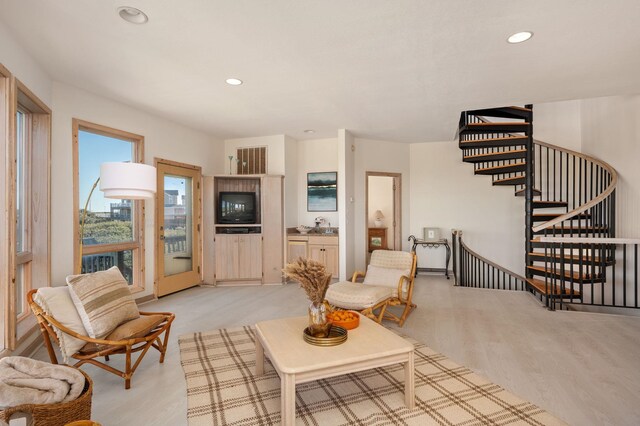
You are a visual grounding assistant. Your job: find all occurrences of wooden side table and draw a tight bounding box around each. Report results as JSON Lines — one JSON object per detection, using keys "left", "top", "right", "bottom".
{"left": 368, "top": 227, "right": 387, "bottom": 252}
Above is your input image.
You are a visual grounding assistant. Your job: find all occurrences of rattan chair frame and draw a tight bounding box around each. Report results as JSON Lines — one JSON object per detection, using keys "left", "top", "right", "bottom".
{"left": 333, "top": 252, "right": 417, "bottom": 327}
{"left": 27, "top": 289, "right": 175, "bottom": 389}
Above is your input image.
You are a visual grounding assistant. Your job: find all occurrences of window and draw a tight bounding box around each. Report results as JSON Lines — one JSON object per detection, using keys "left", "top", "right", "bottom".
{"left": 15, "top": 109, "right": 31, "bottom": 319}
{"left": 1, "top": 70, "right": 51, "bottom": 353}
{"left": 73, "top": 120, "right": 145, "bottom": 292}
{"left": 236, "top": 146, "right": 267, "bottom": 174}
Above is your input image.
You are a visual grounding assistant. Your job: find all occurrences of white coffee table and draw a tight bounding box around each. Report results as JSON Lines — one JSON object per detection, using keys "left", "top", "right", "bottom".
{"left": 255, "top": 314, "right": 415, "bottom": 426}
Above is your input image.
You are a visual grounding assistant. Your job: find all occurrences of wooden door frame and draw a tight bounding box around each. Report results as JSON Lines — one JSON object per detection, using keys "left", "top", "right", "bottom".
{"left": 365, "top": 172, "right": 402, "bottom": 259}
{"left": 154, "top": 158, "right": 203, "bottom": 297}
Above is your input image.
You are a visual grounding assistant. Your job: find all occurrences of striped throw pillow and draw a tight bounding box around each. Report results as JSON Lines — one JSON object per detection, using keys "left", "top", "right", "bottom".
{"left": 66, "top": 266, "right": 140, "bottom": 339}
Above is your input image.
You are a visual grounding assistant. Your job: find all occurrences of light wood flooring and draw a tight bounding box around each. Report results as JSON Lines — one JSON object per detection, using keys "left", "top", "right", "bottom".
{"left": 34, "top": 275, "right": 640, "bottom": 425}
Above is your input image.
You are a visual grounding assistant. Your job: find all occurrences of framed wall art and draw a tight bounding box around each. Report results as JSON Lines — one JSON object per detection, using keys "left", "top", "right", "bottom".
{"left": 307, "top": 172, "right": 337, "bottom": 212}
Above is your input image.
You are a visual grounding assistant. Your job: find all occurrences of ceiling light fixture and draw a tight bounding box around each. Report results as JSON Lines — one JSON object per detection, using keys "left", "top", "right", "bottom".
{"left": 507, "top": 31, "right": 533, "bottom": 44}
{"left": 225, "top": 78, "right": 243, "bottom": 86}
{"left": 118, "top": 6, "right": 148, "bottom": 24}
{"left": 304, "top": 130, "right": 315, "bottom": 134}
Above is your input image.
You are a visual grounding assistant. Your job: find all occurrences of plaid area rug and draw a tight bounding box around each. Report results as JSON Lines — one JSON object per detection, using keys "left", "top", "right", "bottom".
{"left": 179, "top": 326, "right": 566, "bottom": 426}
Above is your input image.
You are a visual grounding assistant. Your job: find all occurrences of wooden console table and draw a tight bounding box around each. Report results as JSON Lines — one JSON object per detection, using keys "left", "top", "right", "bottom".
{"left": 408, "top": 235, "right": 451, "bottom": 279}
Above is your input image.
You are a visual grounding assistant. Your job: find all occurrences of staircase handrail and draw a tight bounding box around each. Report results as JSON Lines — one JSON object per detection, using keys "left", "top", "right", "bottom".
{"left": 531, "top": 139, "right": 618, "bottom": 233}
{"left": 539, "top": 236, "right": 640, "bottom": 245}
{"left": 455, "top": 230, "right": 527, "bottom": 282}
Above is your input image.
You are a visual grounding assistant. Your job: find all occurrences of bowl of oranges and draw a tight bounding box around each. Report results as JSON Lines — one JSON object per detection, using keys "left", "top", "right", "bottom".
{"left": 327, "top": 309, "right": 360, "bottom": 330}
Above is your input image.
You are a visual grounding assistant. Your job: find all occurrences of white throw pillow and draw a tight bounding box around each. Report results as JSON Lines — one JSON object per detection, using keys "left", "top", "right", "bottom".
{"left": 34, "top": 286, "right": 90, "bottom": 363}
{"left": 363, "top": 265, "right": 411, "bottom": 295}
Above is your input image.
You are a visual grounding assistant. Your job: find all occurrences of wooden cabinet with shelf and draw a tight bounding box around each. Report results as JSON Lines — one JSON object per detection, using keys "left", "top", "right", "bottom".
{"left": 207, "top": 175, "right": 284, "bottom": 285}
{"left": 308, "top": 236, "right": 339, "bottom": 279}
{"left": 287, "top": 237, "right": 308, "bottom": 262}
{"left": 368, "top": 227, "right": 388, "bottom": 252}
{"left": 287, "top": 235, "right": 340, "bottom": 279}
{"left": 214, "top": 234, "right": 263, "bottom": 281}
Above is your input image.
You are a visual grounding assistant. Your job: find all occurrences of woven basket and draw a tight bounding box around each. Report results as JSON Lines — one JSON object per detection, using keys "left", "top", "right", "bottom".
{"left": 0, "top": 368, "right": 93, "bottom": 426}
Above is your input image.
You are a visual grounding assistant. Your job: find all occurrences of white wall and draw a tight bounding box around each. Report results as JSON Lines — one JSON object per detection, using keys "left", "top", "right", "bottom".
{"left": 338, "top": 130, "right": 356, "bottom": 280}
{"left": 580, "top": 95, "right": 640, "bottom": 238}
{"left": 297, "top": 138, "right": 340, "bottom": 227}
{"left": 283, "top": 135, "right": 299, "bottom": 228}
{"left": 0, "top": 20, "right": 52, "bottom": 106}
{"left": 354, "top": 138, "right": 411, "bottom": 272}
{"left": 51, "top": 82, "right": 223, "bottom": 299}
{"left": 534, "top": 100, "right": 582, "bottom": 151}
{"left": 409, "top": 140, "right": 525, "bottom": 275}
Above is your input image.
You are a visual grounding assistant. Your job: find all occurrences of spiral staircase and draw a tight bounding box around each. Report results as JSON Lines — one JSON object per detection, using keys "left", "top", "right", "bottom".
{"left": 456, "top": 105, "right": 619, "bottom": 307}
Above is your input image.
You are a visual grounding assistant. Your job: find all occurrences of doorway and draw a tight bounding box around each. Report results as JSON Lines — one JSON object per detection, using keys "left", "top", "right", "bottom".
{"left": 366, "top": 172, "right": 401, "bottom": 261}
{"left": 155, "top": 159, "right": 202, "bottom": 297}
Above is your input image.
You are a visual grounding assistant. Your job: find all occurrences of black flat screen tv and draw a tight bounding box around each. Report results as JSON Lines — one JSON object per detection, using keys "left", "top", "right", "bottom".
{"left": 217, "top": 192, "right": 257, "bottom": 224}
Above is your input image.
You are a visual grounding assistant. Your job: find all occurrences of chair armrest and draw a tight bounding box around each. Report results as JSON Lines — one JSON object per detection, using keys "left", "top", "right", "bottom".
{"left": 351, "top": 271, "right": 366, "bottom": 282}
{"left": 396, "top": 275, "right": 414, "bottom": 302}
{"left": 38, "top": 310, "right": 175, "bottom": 348}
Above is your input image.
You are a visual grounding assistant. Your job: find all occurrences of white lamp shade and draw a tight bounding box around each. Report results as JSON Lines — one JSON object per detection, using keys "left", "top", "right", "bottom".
{"left": 100, "top": 162, "right": 156, "bottom": 199}
{"left": 374, "top": 210, "right": 385, "bottom": 220}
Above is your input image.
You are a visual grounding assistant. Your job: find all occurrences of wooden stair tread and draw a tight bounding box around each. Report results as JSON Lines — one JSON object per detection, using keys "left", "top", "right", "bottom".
{"left": 493, "top": 175, "right": 526, "bottom": 185}
{"left": 515, "top": 187, "right": 541, "bottom": 196}
{"left": 533, "top": 225, "right": 608, "bottom": 235}
{"left": 463, "top": 150, "right": 527, "bottom": 163}
{"left": 475, "top": 162, "right": 526, "bottom": 173}
{"left": 531, "top": 238, "right": 612, "bottom": 250}
{"left": 508, "top": 106, "right": 532, "bottom": 112}
{"left": 460, "top": 136, "right": 527, "bottom": 144}
{"left": 526, "top": 278, "right": 582, "bottom": 297}
{"left": 460, "top": 122, "right": 531, "bottom": 135}
{"left": 532, "top": 212, "right": 591, "bottom": 222}
{"left": 465, "top": 122, "right": 529, "bottom": 126}
{"left": 533, "top": 200, "right": 568, "bottom": 208}
{"left": 527, "top": 265, "right": 602, "bottom": 281}
{"left": 528, "top": 252, "right": 608, "bottom": 264}
{"left": 464, "top": 149, "right": 526, "bottom": 159}
{"left": 460, "top": 136, "right": 528, "bottom": 149}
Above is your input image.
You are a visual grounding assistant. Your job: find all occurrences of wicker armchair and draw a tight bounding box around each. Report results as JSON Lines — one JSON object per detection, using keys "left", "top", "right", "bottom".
{"left": 326, "top": 250, "right": 417, "bottom": 326}
{"left": 27, "top": 289, "right": 175, "bottom": 389}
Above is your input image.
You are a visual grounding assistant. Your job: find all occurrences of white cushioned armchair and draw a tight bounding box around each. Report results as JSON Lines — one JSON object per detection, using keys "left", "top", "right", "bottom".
{"left": 325, "top": 250, "right": 417, "bottom": 326}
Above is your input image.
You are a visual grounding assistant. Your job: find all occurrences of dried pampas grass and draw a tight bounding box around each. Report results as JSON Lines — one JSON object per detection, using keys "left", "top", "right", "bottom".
{"left": 283, "top": 257, "right": 332, "bottom": 304}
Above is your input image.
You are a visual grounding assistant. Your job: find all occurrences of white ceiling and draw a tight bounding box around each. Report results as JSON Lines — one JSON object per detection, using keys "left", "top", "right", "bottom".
{"left": 2, "top": 0, "right": 640, "bottom": 142}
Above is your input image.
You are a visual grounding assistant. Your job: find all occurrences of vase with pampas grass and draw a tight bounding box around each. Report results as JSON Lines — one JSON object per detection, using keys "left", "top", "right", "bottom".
{"left": 283, "top": 257, "right": 333, "bottom": 337}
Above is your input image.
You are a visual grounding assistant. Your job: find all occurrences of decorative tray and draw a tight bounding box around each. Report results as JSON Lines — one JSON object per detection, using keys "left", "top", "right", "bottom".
{"left": 303, "top": 325, "right": 347, "bottom": 346}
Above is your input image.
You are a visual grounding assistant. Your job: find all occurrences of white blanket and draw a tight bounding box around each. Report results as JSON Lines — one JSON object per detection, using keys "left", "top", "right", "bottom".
{"left": 0, "top": 357, "right": 85, "bottom": 409}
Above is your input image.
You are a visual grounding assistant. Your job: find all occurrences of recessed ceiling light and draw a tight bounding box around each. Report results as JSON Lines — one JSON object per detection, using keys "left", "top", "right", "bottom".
{"left": 226, "top": 78, "right": 243, "bottom": 86}
{"left": 507, "top": 31, "right": 533, "bottom": 44}
{"left": 304, "top": 129, "right": 315, "bottom": 134}
{"left": 118, "top": 6, "right": 148, "bottom": 24}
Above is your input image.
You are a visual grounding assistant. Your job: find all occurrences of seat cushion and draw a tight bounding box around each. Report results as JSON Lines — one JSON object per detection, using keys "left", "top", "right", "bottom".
{"left": 66, "top": 266, "right": 140, "bottom": 339}
{"left": 80, "top": 314, "right": 165, "bottom": 353}
{"left": 33, "top": 286, "right": 90, "bottom": 363}
{"left": 325, "top": 281, "right": 394, "bottom": 310}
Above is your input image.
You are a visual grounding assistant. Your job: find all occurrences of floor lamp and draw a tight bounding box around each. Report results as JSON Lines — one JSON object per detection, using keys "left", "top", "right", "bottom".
{"left": 77, "top": 162, "right": 156, "bottom": 274}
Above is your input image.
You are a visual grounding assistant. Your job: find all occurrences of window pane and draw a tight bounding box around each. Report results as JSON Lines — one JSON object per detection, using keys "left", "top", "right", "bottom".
{"left": 164, "top": 175, "right": 193, "bottom": 276}
{"left": 16, "top": 111, "right": 27, "bottom": 253}
{"left": 81, "top": 250, "right": 134, "bottom": 284}
{"left": 78, "top": 130, "right": 134, "bottom": 245}
{"left": 15, "top": 265, "right": 25, "bottom": 316}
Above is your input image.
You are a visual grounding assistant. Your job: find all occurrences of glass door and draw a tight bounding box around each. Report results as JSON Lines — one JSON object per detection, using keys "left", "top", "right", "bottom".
{"left": 156, "top": 161, "right": 202, "bottom": 297}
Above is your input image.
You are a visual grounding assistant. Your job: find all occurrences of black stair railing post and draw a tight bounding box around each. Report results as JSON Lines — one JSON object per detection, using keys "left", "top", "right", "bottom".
{"left": 525, "top": 105, "right": 534, "bottom": 279}
{"left": 452, "top": 229, "right": 459, "bottom": 286}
